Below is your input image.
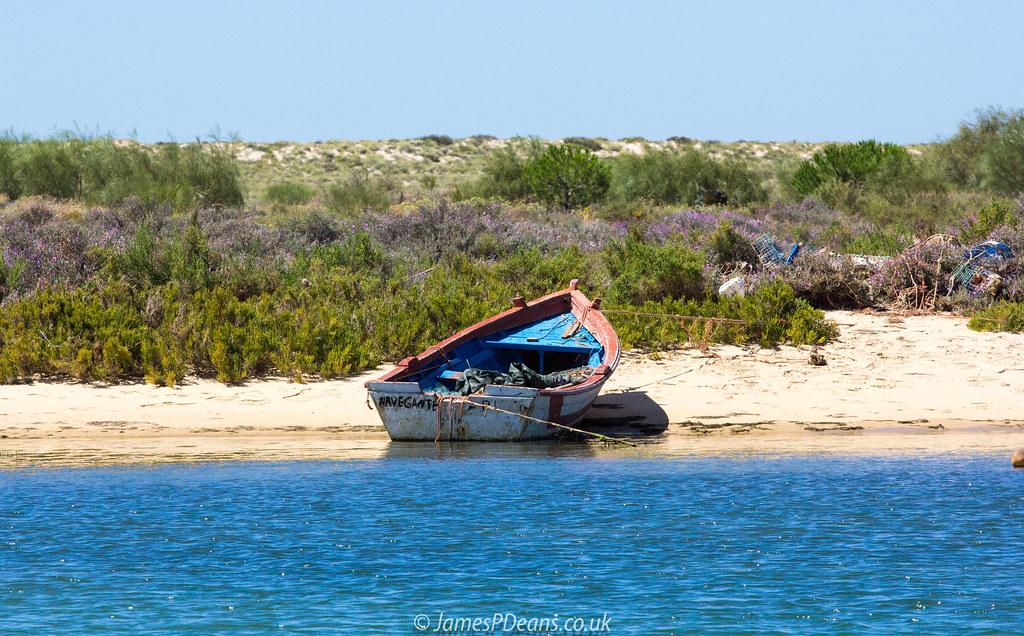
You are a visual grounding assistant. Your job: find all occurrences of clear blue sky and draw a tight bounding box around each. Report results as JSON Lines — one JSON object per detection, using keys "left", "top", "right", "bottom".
{"left": 3, "top": 0, "right": 1022, "bottom": 143}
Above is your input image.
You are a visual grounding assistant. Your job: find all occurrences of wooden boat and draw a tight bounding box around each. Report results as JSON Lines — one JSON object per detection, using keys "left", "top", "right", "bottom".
{"left": 366, "top": 280, "right": 620, "bottom": 441}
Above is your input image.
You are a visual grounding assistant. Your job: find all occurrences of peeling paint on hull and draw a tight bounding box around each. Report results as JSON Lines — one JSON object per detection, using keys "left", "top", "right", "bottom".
{"left": 368, "top": 379, "right": 610, "bottom": 441}
{"left": 366, "top": 283, "right": 620, "bottom": 443}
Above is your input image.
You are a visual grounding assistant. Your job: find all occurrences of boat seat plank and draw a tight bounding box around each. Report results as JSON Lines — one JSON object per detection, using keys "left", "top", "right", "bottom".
{"left": 481, "top": 337, "right": 599, "bottom": 353}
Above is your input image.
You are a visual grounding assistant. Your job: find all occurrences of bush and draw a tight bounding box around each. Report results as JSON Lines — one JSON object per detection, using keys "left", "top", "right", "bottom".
{"left": 286, "top": 209, "right": 344, "bottom": 245}
{"left": 169, "top": 217, "right": 215, "bottom": 294}
{"left": 963, "top": 198, "right": 1019, "bottom": 242}
{"left": 984, "top": 118, "right": 1024, "bottom": 196}
{"left": 969, "top": 301, "right": 1024, "bottom": 332}
{"left": 16, "top": 137, "right": 86, "bottom": 200}
{"left": 608, "top": 282, "right": 836, "bottom": 350}
{"left": 0, "top": 200, "right": 853, "bottom": 385}
{"left": 969, "top": 298, "right": 1024, "bottom": 330}
{"left": 792, "top": 140, "right": 912, "bottom": 196}
{"left": 419, "top": 135, "right": 454, "bottom": 146}
{"left": 460, "top": 139, "right": 543, "bottom": 201}
{"left": 524, "top": 143, "right": 611, "bottom": 210}
{"left": 0, "top": 136, "right": 244, "bottom": 209}
{"left": 0, "top": 285, "right": 150, "bottom": 383}
{"left": 562, "top": 137, "right": 603, "bottom": 151}
{"left": 0, "top": 137, "right": 21, "bottom": 200}
{"left": 264, "top": 181, "right": 315, "bottom": 207}
{"left": 610, "top": 148, "right": 768, "bottom": 207}
{"left": 0, "top": 257, "right": 25, "bottom": 301}
{"left": 604, "top": 230, "right": 707, "bottom": 304}
{"left": 326, "top": 171, "right": 395, "bottom": 215}
{"left": 708, "top": 221, "right": 758, "bottom": 266}
{"left": 931, "top": 108, "right": 1024, "bottom": 189}
{"left": 494, "top": 247, "right": 594, "bottom": 299}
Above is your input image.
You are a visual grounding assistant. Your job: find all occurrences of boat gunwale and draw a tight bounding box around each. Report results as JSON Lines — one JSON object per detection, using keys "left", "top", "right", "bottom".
{"left": 366, "top": 285, "right": 620, "bottom": 397}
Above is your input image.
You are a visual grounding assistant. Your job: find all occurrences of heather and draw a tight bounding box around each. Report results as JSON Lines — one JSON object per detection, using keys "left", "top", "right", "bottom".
{"left": 6, "top": 190, "right": 1024, "bottom": 384}
{"left": 0, "top": 200, "right": 841, "bottom": 385}
{"left": 3, "top": 107, "right": 1024, "bottom": 383}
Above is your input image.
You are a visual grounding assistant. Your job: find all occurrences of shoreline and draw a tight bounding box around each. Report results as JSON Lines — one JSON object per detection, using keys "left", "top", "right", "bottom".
{"left": 3, "top": 310, "right": 1024, "bottom": 468}
{"left": 2, "top": 420, "right": 1023, "bottom": 470}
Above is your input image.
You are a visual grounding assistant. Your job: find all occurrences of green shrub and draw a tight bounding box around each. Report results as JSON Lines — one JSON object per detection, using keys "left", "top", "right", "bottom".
{"left": 326, "top": 171, "right": 395, "bottom": 215}
{"left": 286, "top": 209, "right": 343, "bottom": 245}
{"left": 931, "top": 108, "right": 1024, "bottom": 189}
{"left": 169, "top": 219, "right": 215, "bottom": 294}
{"left": 0, "top": 285, "right": 150, "bottom": 382}
{"left": 195, "top": 288, "right": 271, "bottom": 383}
{"left": 524, "top": 143, "right": 611, "bottom": 210}
{"left": 983, "top": 118, "right": 1024, "bottom": 195}
{"left": 17, "top": 137, "right": 86, "bottom": 199}
{"left": 0, "top": 137, "right": 23, "bottom": 200}
{"left": 419, "top": 134, "right": 453, "bottom": 146}
{"left": 0, "top": 258, "right": 26, "bottom": 301}
{"left": 168, "top": 143, "right": 244, "bottom": 209}
{"left": 610, "top": 148, "right": 767, "bottom": 206}
{"left": 141, "top": 330, "right": 187, "bottom": 387}
{"left": 0, "top": 136, "right": 244, "bottom": 209}
{"left": 608, "top": 282, "right": 835, "bottom": 350}
{"left": 969, "top": 301, "right": 1024, "bottom": 332}
{"left": 708, "top": 221, "right": 758, "bottom": 265}
{"left": 264, "top": 181, "right": 315, "bottom": 207}
{"left": 963, "top": 198, "right": 1018, "bottom": 242}
{"left": 840, "top": 230, "right": 908, "bottom": 256}
{"left": 792, "top": 140, "right": 912, "bottom": 196}
{"left": 494, "top": 247, "right": 594, "bottom": 299}
{"left": 562, "top": 137, "right": 603, "bottom": 151}
{"left": 604, "top": 230, "right": 707, "bottom": 304}
{"left": 737, "top": 281, "right": 835, "bottom": 347}
{"left": 0, "top": 239, "right": 838, "bottom": 385}
{"left": 112, "top": 223, "right": 170, "bottom": 289}
{"left": 460, "top": 139, "right": 543, "bottom": 201}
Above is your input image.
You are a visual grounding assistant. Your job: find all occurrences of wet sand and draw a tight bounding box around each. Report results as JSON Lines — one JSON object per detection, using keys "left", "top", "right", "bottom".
{"left": 2, "top": 311, "right": 1023, "bottom": 468}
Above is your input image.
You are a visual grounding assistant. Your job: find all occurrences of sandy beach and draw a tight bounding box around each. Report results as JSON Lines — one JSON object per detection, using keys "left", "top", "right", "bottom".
{"left": 2, "top": 310, "right": 1023, "bottom": 468}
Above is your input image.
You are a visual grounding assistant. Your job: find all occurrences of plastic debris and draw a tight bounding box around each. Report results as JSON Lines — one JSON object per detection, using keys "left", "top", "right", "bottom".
{"left": 967, "top": 240, "right": 1013, "bottom": 261}
{"left": 718, "top": 276, "right": 746, "bottom": 298}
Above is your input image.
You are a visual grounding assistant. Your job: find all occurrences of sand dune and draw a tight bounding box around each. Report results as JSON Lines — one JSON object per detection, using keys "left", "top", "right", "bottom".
{"left": 2, "top": 311, "right": 1023, "bottom": 468}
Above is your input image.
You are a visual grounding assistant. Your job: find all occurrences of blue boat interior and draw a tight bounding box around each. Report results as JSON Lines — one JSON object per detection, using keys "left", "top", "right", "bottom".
{"left": 407, "top": 312, "right": 605, "bottom": 394}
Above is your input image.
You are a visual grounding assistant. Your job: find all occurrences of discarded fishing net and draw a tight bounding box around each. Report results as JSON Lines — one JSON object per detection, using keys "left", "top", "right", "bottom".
{"left": 949, "top": 261, "right": 1001, "bottom": 295}
{"left": 455, "top": 363, "right": 593, "bottom": 396}
{"left": 753, "top": 234, "right": 800, "bottom": 269}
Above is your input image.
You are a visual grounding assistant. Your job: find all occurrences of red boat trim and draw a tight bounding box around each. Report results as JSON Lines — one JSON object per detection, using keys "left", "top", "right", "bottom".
{"left": 367, "top": 285, "right": 621, "bottom": 393}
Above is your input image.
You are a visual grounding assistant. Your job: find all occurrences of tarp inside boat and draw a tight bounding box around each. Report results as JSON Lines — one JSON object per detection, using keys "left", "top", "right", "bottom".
{"left": 405, "top": 311, "right": 605, "bottom": 395}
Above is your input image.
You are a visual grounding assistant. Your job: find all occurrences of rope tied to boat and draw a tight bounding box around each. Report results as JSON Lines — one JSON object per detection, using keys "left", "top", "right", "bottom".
{"left": 434, "top": 394, "right": 466, "bottom": 442}
{"left": 599, "top": 309, "right": 759, "bottom": 326}
{"left": 432, "top": 394, "right": 638, "bottom": 447}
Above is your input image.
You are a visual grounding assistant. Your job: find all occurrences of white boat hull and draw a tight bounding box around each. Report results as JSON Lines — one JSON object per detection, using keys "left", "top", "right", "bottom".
{"left": 367, "top": 380, "right": 608, "bottom": 442}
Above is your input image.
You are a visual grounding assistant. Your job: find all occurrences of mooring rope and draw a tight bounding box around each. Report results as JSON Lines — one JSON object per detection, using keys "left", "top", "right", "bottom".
{"left": 599, "top": 309, "right": 759, "bottom": 326}
{"left": 432, "top": 394, "right": 638, "bottom": 447}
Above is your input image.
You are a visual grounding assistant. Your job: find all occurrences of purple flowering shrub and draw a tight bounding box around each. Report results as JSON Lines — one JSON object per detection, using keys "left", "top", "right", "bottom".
{"left": 0, "top": 203, "right": 96, "bottom": 291}
{"left": 753, "top": 251, "right": 876, "bottom": 309}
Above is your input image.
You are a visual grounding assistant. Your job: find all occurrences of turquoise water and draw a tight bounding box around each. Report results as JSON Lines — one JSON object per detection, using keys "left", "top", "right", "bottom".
{"left": 3, "top": 452, "right": 1022, "bottom": 634}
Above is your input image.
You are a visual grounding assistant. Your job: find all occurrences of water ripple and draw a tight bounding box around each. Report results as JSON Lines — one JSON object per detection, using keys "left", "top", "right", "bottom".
{"left": 2, "top": 454, "right": 1022, "bottom": 633}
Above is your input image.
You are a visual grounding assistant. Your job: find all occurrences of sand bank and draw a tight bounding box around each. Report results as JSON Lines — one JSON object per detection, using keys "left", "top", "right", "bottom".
{"left": 2, "top": 311, "right": 1024, "bottom": 468}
